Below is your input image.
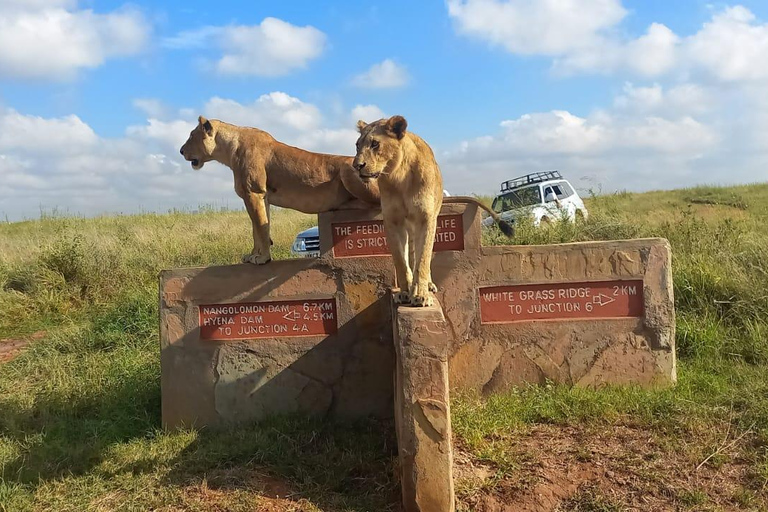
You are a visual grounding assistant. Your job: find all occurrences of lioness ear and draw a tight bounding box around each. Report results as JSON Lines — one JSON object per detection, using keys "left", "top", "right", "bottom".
{"left": 199, "top": 115, "right": 213, "bottom": 135}
{"left": 386, "top": 115, "right": 407, "bottom": 140}
{"left": 356, "top": 120, "right": 368, "bottom": 133}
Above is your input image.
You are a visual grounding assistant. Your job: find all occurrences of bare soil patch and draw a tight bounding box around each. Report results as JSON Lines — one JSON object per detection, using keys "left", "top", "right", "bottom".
{"left": 455, "top": 424, "right": 765, "bottom": 511}
{"left": 0, "top": 331, "right": 44, "bottom": 363}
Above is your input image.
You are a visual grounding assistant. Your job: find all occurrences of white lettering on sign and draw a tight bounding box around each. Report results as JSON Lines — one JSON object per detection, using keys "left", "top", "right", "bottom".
{"left": 332, "top": 214, "right": 465, "bottom": 257}
{"left": 479, "top": 280, "right": 644, "bottom": 323}
{"left": 199, "top": 298, "right": 338, "bottom": 340}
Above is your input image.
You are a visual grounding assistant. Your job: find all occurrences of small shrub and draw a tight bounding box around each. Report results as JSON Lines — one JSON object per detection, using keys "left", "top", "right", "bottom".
{"left": 677, "top": 489, "right": 708, "bottom": 507}
{"left": 683, "top": 186, "right": 749, "bottom": 209}
{"left": 2, "top": 265, "right": 38, "bottom": 294}
{"left": 558, "top": 484, "right": 624, "bottom": 511}
{"left": 39, "top": 234, "right": 89, "bottom": 285}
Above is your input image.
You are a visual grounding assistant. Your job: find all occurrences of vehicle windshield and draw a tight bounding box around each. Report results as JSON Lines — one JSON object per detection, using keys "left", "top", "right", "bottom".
{"left": 492, "top": 186, "right": 542, "bottom": 212}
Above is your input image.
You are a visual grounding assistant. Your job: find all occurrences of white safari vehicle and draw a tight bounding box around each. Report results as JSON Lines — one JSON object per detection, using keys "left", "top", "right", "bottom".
{"left": 481, "top": 171, "right": 588, "bottom": 229}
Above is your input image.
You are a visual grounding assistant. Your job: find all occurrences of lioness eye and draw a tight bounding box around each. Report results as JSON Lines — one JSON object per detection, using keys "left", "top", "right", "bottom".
{"left": 371, "top": 140, "right": 379, "bottom": 150}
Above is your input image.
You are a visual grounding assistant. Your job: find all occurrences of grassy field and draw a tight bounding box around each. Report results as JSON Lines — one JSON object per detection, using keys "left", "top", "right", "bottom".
{"left": 1, "top": 184, "right": 768, "bottom": 511}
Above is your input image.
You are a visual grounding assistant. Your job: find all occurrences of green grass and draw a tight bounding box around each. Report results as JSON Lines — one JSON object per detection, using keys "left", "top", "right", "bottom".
{"left": 2, "top": 184, "right": 768, "bottom": 509}
{"left": 457, "top": 183, "right": 768, "bottom": 508}
{"left": 558, "top": 485, "right": 625, "bottom": 512}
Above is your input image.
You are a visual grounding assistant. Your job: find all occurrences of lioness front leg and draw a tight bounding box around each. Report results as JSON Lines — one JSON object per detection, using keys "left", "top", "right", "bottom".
{"left": 410, "top": 237, "right": 437, "bottom": 293}
{"left": 410, "top": 213, "right": 437, "bottom": 307}
{"left": 242, "top": 191, "right": 272, "bottom": 265}
{"left": 384, "top": 216, "right": 412, "bottom": 305}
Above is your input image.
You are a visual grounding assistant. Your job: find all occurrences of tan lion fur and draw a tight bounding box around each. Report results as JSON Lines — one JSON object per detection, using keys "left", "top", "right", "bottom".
{"left": 353, "top": 115, "right": 512, "bottom": 307}
{"left": 180, "top": 116, "right": 380, "bottom": 264}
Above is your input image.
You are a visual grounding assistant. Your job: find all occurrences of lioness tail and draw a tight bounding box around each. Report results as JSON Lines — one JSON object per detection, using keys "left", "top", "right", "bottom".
{"left": 442, "top": 196, "right": 514, "bottom": 237}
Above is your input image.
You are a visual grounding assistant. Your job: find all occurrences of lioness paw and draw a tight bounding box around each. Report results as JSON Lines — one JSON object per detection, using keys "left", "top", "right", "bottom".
{"left": 410, "top": 294, "right": 434, "bottom": 307}
{"left": 394, "top": 291, "right": 411, "bottom": 305}
{"left": 242, "top": 253, "right": 272, "bottom": 265}
{"left": 428, "top": 282, "right": 438, "bottom": 293}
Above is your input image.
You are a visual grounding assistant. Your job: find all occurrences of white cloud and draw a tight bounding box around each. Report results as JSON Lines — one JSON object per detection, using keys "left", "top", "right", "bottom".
{"left": 447, "top": 0, "right": 626, "bottom": 55}
{"left": 198, "top": 93, "right": 366, "bottom": 155}
{"left": 0, "top": 1, "right": 149, "bottom": 80}
{"left": 204, "top": 93, "right": 322, "bottom": 134}
{"left": 294, "top": 128, "right": 361, "bottom": 155}
{"left": 164, "top": 18, "right": 327, "bottom": 77}
{"left": 449, "top": 108, "right": 714, "bottom": 163}
{"left": 126, "top": 118, "right": 195, "bottom": 151}
{"left": 554, "top": 22, "right": 680, "bottom": 77}
{"left": 0, "top": 0, "right": 75, "bottom": 9}
{"left": 0, "top": 94, "right": 384, "bottom": 220}
{"left": 441, "top": 81, "right": 734, "bottom": 195}
{"left": 133, "top": 99, "right": 174, "bottom": 120}
{"left": 0, "top": 110, "right": 97, "bottom": 153}
{"left": 352, "top": 59, "right": 409, "bottom": 89}
{"left": 613, "top": 82, "right": 711, "bottom": 116}
{"left": 161, "top": 26, "right": 221, "bottom": 50}
{"left": 350, "top": 104, "right": 385, "bottom": 123}
{"left": 0, "top": 108, "right": 233, "bottom": 219}
{"left": 494, "top": 111, "right": 608, "bottom": 154}
{"left": 686, "top": 6, "right": 768, "bottom": 82}
{"left": 624, "top": 23, "right": 680, "bottom": 77}
{"left": 449, "top": 2, "right": 768, "bottom": 83}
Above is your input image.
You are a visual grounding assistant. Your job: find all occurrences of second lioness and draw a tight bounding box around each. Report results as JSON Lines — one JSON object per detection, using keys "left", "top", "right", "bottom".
{"left": 353, "top": 115, "right": 512, "bottom": 307}
{"left": 180, "top": 116, "right": 380, "bottom": 264}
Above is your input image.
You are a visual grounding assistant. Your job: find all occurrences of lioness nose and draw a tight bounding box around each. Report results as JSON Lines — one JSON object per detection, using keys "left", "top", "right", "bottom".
{"left": 354, "top": 161, "right": 366, "bottom": 171}
{"left": 180, "top": 148, "right": 185, "bottom": 156}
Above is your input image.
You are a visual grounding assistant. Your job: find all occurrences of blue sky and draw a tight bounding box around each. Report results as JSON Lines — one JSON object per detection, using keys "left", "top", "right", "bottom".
{"left": 1, "top": 0, "right": 767, "bottom": 219}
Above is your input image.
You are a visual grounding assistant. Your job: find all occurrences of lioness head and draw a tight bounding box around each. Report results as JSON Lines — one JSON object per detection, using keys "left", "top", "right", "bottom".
{"left": 353, "top": 115, "right": 408, "bottom": 182}
{"left": 179, "top": 116, "right": 217, "bottom": 170}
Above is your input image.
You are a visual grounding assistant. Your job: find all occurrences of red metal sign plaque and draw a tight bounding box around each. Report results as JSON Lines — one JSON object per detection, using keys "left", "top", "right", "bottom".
{"left": 331, "top": 214, "right": 464, "bottom": 258}
{"left": 199, "top": 298, "right": 337, "bottom": 341}
{"left": 479, "top": 280, "right": 644, "bottom": 323}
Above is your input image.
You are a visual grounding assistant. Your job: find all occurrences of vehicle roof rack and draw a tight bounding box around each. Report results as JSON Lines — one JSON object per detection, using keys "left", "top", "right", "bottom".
{"left": 500, "top": 170, "right": 562, "bottom": 192}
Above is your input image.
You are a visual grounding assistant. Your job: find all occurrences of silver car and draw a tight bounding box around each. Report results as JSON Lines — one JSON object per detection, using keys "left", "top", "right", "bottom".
{"left": 290, "top": 225, "right": 320, "bottom": 258}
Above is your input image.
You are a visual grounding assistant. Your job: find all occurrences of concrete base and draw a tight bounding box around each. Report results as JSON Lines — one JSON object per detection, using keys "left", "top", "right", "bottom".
{"left": 393, "top": 294, "right": 455, "bottom": 512}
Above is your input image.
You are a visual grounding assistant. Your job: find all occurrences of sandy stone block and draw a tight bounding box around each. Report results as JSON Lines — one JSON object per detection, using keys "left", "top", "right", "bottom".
{"left": 161, "top": 346, "right": 218, "bottom": 429}
{"left": 214, "top": 343, "right": 334, "bottom": 423}
{"left": 160, "top": 311, "right": 184, "bottom": 348}
{"left": 393, "top": 297, "right": 455, "bottom": 512}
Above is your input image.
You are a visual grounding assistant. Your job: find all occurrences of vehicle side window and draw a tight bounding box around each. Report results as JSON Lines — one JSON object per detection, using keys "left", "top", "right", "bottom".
{"left": 494, "top": 187, "right": 543, "bottom": 211}
{"left": 545, "top": 185, "right": 564, "bottom": 201}
{"left": 559, "top": 182, "right": 574, "bottom": 198}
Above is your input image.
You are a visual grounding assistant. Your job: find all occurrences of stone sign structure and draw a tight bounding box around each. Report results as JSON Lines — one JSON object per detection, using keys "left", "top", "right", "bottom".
{"left": 393, "top": 296, "right": 455, "bottom": 512}
{"left": 159, "top": 203, "right": 675, "bottom": 429}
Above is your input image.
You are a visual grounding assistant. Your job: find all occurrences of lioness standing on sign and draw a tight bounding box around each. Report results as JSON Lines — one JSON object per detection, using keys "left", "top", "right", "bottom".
{"left": 353, "top": 116, "right": 512, "bottom": 307}
{"left": 180, "top": 116, "right": 380, "bottom": 265}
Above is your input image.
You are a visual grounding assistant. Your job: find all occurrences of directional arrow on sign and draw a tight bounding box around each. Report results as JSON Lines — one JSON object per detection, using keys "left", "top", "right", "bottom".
{"left": 592, "top": 293, "right": 616, "bottom": 307}
{"left": 283, "top": 311, "right": 299, "bottom": 321}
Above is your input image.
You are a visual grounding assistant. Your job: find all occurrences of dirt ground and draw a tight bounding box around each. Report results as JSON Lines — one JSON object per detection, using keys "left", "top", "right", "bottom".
{"left": 454, "top": 424, "right": 766, "bottom": 512}
{"left": 0, "top": 331, "right": 44, "bottom": 363}
{"left": 155, "top": 423, "right": 765, "bottom": 511}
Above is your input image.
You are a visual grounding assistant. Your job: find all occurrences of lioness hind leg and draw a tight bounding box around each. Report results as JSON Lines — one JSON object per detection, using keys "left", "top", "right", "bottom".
{"left": 242, "top": 191, "right": 272, "bottom": 265}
